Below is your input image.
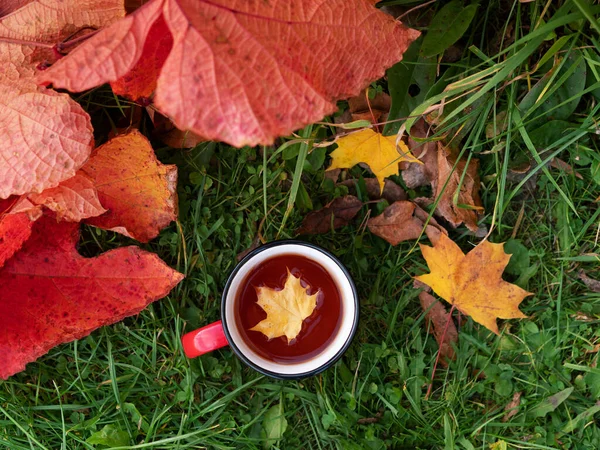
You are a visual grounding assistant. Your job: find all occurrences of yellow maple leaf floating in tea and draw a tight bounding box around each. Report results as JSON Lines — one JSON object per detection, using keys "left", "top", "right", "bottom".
{"left": 415, "top": 233, "right": 532, "bottom": 334}
{"left": 251, "top": 270, "right": 318, "bottom": 342}
{"left": 327, "top": 128, "right": 420, "bottom": 193}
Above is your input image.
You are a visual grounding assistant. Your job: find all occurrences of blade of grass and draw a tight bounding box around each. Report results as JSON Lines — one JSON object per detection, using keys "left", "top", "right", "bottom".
{"left": 277, "top": 125, "right": 313, "bottom": 237}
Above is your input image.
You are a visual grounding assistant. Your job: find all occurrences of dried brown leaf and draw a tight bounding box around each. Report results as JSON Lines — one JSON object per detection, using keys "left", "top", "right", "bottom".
{"left": 433, "top": 144, "right": 482, "bottom": 232}
{"left": 502, "top": 392, "right": 522, "bottom": 422}
{"left": 419, "top": 291, "right": 457, "bottom": 366}
{"left": 402, "top": 119, "right": 438, "bottom": 189}
{"left": 551, "top": 157, "right": 582, "bottom": 179}
{"left": 368, "top": 201, "right": 447, "bottom": 245}
{"left": 348, "top": 89, "right": 391, "bottom": 124}
{"left": 297, "top": 196, "right": 362, "bottom": 235}
{"left": 578, "top": 270, "right": 600, "bottom": 293}
{"left": 339, "top": 179, "right": 406, "bottom": 203}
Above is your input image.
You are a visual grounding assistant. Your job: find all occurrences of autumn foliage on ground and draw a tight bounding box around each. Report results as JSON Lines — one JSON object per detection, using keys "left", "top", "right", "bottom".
{"left": 0, "top": 0, "right": 419, "bottom": 378}
{"left": 0, "top": 0, "right": 570, "bottom": 401}
{"left": 3, "top": 0, "right": 600, "bottom": 447}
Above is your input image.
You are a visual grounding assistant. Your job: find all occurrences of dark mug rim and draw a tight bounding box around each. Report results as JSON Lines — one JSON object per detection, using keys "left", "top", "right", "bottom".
{"left": 220, "top": 240, "right": 359, "bottom": 380}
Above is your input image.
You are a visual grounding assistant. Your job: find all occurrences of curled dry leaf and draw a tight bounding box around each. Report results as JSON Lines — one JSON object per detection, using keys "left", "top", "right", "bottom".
{"left": 434, "top": 145, "right": 482, "bottom": 232}
{"left": 0, "top": 215, "right": 184, "bottom": 379}
{"left": 368, "top": 201, "right": 446, "bottom": 245}
{"left": 578, "top": 270, "right": 600, "bottom": 293}
{"left": 339, "top": 179, "right": 407, "bottom": 204}
{"left": 0, "top": 0, "right": 125, "bottom": 198}
{"left": 402, "top": 119, "right": 438, "bottom": 189}
{"left": 82, "top": 131, "right": 178, "bottom": 243}
{"left": 502, "top": 392, "right": 522, "bottom": 422}
{"left": 297, "top": 195, "right": 362, "bottom": 235}
{"left": 419, "top": 291, "right": 457, "bottom": 366}
{"left": 328, "top": 129, "right": 419, "bottom": 193}
{"left": 402, "top": 120, "right": 483, "bottom": 231}
{"left": 251, "top": 270, "right": 318, "bottom": 342}
{"left": 40, "top": 0, "right": 419, "bottom": 147}
{"left": 416, "top": 234, "right": 532, "bottom": 334}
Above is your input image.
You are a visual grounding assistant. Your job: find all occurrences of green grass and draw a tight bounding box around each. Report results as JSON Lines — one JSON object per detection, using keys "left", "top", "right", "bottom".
{"left": 2, "top": 0, "right": 600, "bottom": 449}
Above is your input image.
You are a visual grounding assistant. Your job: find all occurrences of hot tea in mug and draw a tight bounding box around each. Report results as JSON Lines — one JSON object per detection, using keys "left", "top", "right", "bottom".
{"left": 182, "top": 241, "right": 358, "bottom": 379}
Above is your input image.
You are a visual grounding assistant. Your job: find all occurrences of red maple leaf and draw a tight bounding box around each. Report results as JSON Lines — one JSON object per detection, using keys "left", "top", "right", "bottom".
{"left": 0, "top": 214, "right": 184, "bottom": 380}
{"left": 0, "top": 0, "right": 125, "bottom": 199}
{"left": 39, "top": 0, "right": 420, "bottom": 147}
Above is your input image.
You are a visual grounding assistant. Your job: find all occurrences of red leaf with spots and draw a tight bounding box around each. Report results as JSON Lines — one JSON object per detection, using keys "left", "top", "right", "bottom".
{"left": 0, "top": 197, "right": 36, "bottom": 269}
{"left": 39, "top": 0, "right": 419, "bottom": 147}
{"left": 0, "top": 215, "right": 184, "bottom": 379}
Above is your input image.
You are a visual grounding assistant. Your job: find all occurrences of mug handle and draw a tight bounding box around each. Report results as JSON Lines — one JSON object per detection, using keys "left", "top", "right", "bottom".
{"left": 182, "top": 321, "right": 229, "bottom": 358}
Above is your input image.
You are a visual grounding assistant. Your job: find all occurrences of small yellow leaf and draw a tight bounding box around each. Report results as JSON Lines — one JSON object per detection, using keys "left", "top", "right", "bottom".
{"left": 327, "top": 129, "right": 419, "bottom": 193}
{"left": 415, "top": 234, "right": 532, "bottom": 334}
{"left": 250, "top": 270, "right": 319, "bottom": 342}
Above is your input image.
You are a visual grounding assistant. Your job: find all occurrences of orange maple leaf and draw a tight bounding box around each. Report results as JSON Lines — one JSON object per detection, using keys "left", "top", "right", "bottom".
{"left": 40, "top": 0, "right": 419, "bottom": 147}
{"left": 415, "top": 233, "right": 532, "bottom": 334}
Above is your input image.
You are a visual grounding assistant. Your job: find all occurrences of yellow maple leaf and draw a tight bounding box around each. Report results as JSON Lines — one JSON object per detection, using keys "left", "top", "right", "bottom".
{"left": 415, "top": 233, "right": 532, "bottom": 334}
{"left": 327, "top": 128, "right": 420, "bottom": 193}
{"left": 250, "top": 270, "right": 319, "bottom": 342}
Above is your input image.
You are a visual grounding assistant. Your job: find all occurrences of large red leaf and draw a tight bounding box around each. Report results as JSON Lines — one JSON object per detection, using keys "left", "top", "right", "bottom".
{"left": 39, "top": 0, "right": 420, "bottom": 147}
{"left": 0, "top": 0, "right": 125, "bottom": 198}
{"left": 0, "top": 215, "right": 184, "bottom": 379}
{"left": 81, "top": 131, "right": 178, "bottom": 242}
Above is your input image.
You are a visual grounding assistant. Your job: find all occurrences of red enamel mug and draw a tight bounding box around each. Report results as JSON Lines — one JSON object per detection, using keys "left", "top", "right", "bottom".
{"left": 181, "top": 240, "right": 359, "bottom": 379}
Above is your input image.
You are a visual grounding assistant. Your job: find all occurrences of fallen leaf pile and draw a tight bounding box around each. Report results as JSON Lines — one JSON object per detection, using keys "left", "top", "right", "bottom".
{"left": 296, "top": 98, "right": 528, "bottom": 367}
{"left": 0, "top": 0, "right": 420, "bottom": 378}
{"left": 0, "top": 131, "right": 182, "bottom": 379}
{"left": 298, "top": 110, "right": 532, "bottom": 360}
{"left": 0, "top": 0, "right": 124, "bottom": 198}
{"left": 251, "top": 270, "right": 319, "bottom": 342}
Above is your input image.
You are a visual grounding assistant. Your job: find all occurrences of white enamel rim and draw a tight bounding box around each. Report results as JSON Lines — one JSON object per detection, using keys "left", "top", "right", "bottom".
{"left": 222, "top": 242, "right": 358, "bottom": 378}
